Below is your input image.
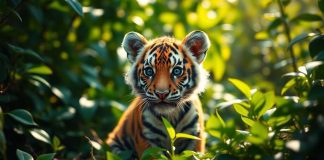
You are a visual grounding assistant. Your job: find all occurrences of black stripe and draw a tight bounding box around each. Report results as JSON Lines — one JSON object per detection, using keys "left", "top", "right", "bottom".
{"left": 191, "top": 66, "right": 196, "bottom": 80}
{"left": 149, "top": 44, "right": 162, "bottom": 55}
{"left": 150, "top": 43, "right": 156, "bottom": 50}
{"left": 179, "top": 86, "right": 183, "bottom": 92}
{"left": 170, "top": 46, "right": 178, "bottom": 54}
{"left": 160, "top": 45, "right": 167, "bottom": 53}
{"left": 121, "top": 123, "right": 132, "bottom": 150}
{"left": 123, "top": 137, "right": 132, "bottom": 150}
{"left": 177, "top": 103, "right": 191, "bottom": 123}
{"left": 114, "top": 136, "right": 125, "bottom": 149}
{"left": 183, "top": 58, "right": 188, "bottom": 64}
{"left": 187, "top": 69, "right": 191, "bottom": 77}
{"left": 179, "top": 76, "right": 188, "bottom": 85}
{"left": 189, "top": 66, "right": 198, "bottom": 89}
{"left": 181, "top": 114, "right": 198, "bottom": 132}
{"left": 142, "top": 120, "right": 167, "bottom": 138}
{"left": 171, "top": 91, "right": 178, "bottom": 95}
{"left": 172, "top": 56, "right": 177, "bottom": 65}
{"left": 146, "top": 137, "right": 162, "bottom": 147}
{"left": 173, "top": 43, "right": 178, "bottom": 49}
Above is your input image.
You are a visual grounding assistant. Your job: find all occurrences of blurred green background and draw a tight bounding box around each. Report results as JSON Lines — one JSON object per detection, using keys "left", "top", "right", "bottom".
{"left": 0, "top": 0, "right": 324, "bottom": 159}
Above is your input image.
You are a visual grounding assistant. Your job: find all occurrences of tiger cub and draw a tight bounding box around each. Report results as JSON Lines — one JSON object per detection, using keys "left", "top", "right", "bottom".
{"left": 106, "top": 31, "right": 210, "bottom": 159}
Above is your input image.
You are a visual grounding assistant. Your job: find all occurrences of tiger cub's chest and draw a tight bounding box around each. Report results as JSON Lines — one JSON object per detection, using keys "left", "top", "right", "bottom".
{"left": 141, "top": 102, "right": 200, "bottom": 153}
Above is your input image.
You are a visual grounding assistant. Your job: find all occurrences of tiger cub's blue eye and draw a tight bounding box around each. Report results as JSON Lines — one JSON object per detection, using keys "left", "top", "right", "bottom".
{"left": 172, "top": 67, "right": 183, "bottom": 76}
{"left": 144, "top": 67, "right": 154, "bottom": 77}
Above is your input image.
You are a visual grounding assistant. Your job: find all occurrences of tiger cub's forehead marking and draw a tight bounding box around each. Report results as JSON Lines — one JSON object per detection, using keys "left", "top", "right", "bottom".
{"left": 143, "top": 38, "right": 184, "bottom": 66}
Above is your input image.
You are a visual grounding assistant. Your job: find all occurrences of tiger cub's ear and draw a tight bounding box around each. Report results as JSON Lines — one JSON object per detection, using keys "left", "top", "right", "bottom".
{"left": 122, "top": 32, "right": 147, "bottom": 63}
{"left": 182, "top": 31, "right": 210, "bottom": 64}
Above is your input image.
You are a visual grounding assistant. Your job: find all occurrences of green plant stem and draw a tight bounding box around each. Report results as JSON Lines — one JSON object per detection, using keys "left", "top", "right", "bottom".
{"left": 170, "top": 140, "right": 175, "bottom": 159}
{"left": 277, "top": 0, "right": 298, "bottom": 72}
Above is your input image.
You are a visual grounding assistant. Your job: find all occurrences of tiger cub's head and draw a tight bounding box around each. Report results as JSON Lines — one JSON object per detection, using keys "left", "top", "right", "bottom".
{"left": 123, "top": 31, "right": 210, "bottom": 113}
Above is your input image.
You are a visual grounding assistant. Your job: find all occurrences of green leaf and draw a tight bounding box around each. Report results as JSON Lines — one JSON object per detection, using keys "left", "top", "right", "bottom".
{"left": 9, "top": 8, "right": 22, "bottom": 22}
{"left": 251, "top": 122, "right": 268, "bottom": 139}
{"left": 216, "top": 110, "right": 225, "bottom": 127}
{"left": 176, "top": 133, "right": 200, "bottom": 140}
{"left": 206, "top": 114, "right": 222, "bottom": 129}
{"left": 7, "top": 44, "right": 44, "bottom": 61}
{"left": 208, "top": 130, "right": 221, "bottom": 139}
{"left": 288, "top": 32, "right": 318, "bottom": 50}
{"left": 251, "top": 123, "right": 268, "bottom": 140}
{"left": 161, "top": 117, "right": 176, "bottom": 140}
{"left": 181, "top": 150, "right": 196, "bottom": 157}
{"left": 241, "top": 116, "right": 255, "bottom": 126}
{"left": 233, "top": 103, "right": 249, "bottom": 117}
{"left": 228, "top": 78, "right": 251, "bottom": 99}
{"left": 247, "top": 122, "right": 268, "bottom": 144}
{"left": 65, "top": 0, "right": 83, "bottom": 17}
{"left": 16, "top": 149, "right": 33, "bottom": 160}
{"left": 314, "top": 50, "right": 324, "bottom": 61}
{"left": 52, "top": 136, "right": 65, "bottom": 151}
{"left": 206, "top": 114, "right": 222, "bottom": 138}
{"left": 236, "top": 130, "right": 250, "bottom": 136}
{"left": 319, "top": 0, "right": 324, "bottom": 13}
{"left": 27, "top": 65, "right": 52, "bottom": 75}
{"left": 291, "top": 13, "right": 323, "bottom": 22}
{"left": 282, "top": 72, "right": 305, "bottom": 78}
{"left": 281, "top": 78, "right": 297, "bottom": 95}
{"left": 30, "top": 75, "right": 51, "bottom": 88}
{"left": 36, "top": 153, "right": 56, "bottom": 160}
{"left": 304, "top": 61, "right": 324, "bottom": 73}
{"left": 257, "top": 91, "right": 275, "bottom": 118}
{"left": 106, "top": 151, "right": 121, "bottom": 160}
{"left": 7, "top": 109, "right": 38, "bottom": 126}
{"left": 251, "top": 90, "right": 265, "bottom": 115}
{"left": 141, "top": 147, "right": 168, "bottom": 160}
{"left": 267, "top": 18, "right": 282, "bottom": 31}
{"left": 309, "top": 35, "right": 324, "bottom": 58}
{"left": 215, "top": 99, "right": 246, "bottom": 109}
{"left": 268, "top": 116, "right": 292, "bottom": 127}
{"left": 29, "top": 129, "right": 51, "bottom": 144}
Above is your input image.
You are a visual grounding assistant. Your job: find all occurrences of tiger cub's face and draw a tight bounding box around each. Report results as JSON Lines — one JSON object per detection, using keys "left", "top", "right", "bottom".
{"left": 122, "top": 31, "right": 210, "bottom": 113}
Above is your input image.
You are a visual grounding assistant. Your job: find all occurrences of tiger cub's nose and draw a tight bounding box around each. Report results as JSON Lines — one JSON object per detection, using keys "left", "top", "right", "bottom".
{"left": 155, "top": 90, "right": 169, "bottom": 100}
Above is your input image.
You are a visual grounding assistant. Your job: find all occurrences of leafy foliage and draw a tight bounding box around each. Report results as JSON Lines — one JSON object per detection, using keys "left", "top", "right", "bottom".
{"left": 0, "top": 0, "right": 323, "bottom": 159}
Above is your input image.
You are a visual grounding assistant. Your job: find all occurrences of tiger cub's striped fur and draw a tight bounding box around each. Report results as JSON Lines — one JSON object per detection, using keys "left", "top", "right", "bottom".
{"left": 106, "top": 31, "right": 210, "bottom": 159}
